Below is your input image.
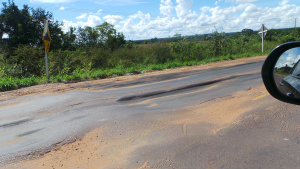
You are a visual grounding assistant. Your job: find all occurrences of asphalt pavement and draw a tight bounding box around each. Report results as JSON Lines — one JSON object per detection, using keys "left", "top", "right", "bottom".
{"left": 1, "top": 59, "right": 300, "bottom": 168}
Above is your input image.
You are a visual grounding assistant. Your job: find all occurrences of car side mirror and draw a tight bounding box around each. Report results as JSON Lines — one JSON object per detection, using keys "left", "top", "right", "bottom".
{"left": 262, "top": 41, "right": 300, "bottom": 105}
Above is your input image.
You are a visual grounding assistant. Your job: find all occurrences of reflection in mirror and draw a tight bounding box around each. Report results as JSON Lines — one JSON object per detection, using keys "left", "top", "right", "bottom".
{"left": 274, "top": 47, "right": 300, "bottom": 99}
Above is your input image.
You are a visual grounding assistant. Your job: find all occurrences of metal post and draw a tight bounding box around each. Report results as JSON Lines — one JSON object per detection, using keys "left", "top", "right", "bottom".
{"left": 262, "top": 24, "right": 264, "bottom": 53}
{"left": 45, "top": 48, "right": 49, "bottom": 80}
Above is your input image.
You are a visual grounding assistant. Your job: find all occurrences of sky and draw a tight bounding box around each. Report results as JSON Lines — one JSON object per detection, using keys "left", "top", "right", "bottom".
{"left": 9, "top": 0, "right": 300, "bottom": 40}
{"left": 276, "top": 48, "right": 300, "bottom": 68}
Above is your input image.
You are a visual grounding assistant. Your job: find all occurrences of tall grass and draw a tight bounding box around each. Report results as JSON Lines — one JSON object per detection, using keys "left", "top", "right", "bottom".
{"left": 0, "top": 76, "right": 38, "bottom": 92}
{"left": 0, "top": 51, "right": 268, "bottom": 92}
{"left": 0, "top": 33, "right": 279, "bottom": 92}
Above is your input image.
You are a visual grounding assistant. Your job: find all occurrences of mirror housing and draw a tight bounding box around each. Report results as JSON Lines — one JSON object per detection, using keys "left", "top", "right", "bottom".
{"left": 262, "top": 41, "right": 300, "bottom": 105}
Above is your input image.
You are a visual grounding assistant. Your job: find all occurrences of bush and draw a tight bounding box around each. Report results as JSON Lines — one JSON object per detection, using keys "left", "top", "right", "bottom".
{"left": 152, "top": 43, "right": 174, "bottom": 64}
{"left": 50, "top": 49, "right": 90, "bottom": 75}
{"left": 9, "top": 45, "right": 44, "bottom": 77}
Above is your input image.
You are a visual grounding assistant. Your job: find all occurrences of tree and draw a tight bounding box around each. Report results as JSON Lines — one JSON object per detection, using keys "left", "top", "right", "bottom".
{"left": 74, "top": 22, "right": 125, "bottom": 50}
{"left": 77, "top": 27, "right": 88, "bottom": 47}
{"left": 96, "top": 22, "right": 125, "bottom": 50}
{"left": 0, "top": 0, "right": 64, "bottom": 77}
{"left": 97, "top": 22, "right": 116, "bottom": 41}
{"left": 173, "top": 33, "right": 182, "bottom": 42}
{"left": 242, "top": 29, "right": 254, "bottom": 35}
{"left": 86, "top": 26, "right": 100, "bottom": 46}
{"left": 77, "top": 26, "right": 100, "bottom": 47}
{"left": 62, "top": 27, "right": 76, "bottom": 50}
{"left": 0, "top": 1, "right": 33, "bottom": 48}
{"left": 0, "top": 0, "right": 63, "bottom": 51}
{"left": 30, "top": 7, "right": 63, "bottom": 50}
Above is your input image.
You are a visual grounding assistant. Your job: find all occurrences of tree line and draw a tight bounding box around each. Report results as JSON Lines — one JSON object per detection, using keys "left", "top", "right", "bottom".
{"left": 1, "top": 0, "right": 300, "bottom": 81}
{"left": 0, "top": 0, "right": 128, "bottom": 77}
{"left": 0, "top": 1, "right": 126, "bottom": 52}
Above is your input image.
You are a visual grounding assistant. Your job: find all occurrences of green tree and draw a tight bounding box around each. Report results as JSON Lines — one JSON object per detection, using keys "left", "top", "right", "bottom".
{"left": 96, "top": 22, "right": 125, "bottom": 50}
{"left": 0, "top": 0, "right": 64, "bottom": 77}
{"left": 77, "top": 27, "right": 88, "bottom": 47}
{"left": 10, "top": 45, "right": 44, "bottom": 77}
{"left": 77, "top": 26, "right": 100, "bottom": 47}
{"left": 97, "top": 22, "right": 116, "bottom": 41}
{"left": 0, "top": 0, "right": 63, "bottom": 52}
{"left": 86, "top": 26, "right": 100, "bottom": 46}
{"left": 62, "top": 27, "right": 76, "bottom": 51}
{"left": 31, "top": 7, "right": 63, "bottom": 50}
{"left": 0, "top": 1, "right": 33, "bottom": 49}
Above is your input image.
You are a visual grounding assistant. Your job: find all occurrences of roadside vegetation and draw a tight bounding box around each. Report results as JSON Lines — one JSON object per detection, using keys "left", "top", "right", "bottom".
{"left": 1, "top": 1, "right": 300, "bottom": 91}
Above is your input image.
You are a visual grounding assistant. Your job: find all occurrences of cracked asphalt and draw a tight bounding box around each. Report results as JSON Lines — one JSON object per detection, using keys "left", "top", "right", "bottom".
{"left": 1, "top": 56, "right": 300, "bottom": 169}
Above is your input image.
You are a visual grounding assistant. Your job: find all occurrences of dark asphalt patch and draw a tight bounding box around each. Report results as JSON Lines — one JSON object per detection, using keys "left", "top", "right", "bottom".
{"left": 75, "top": 61, "right": 263, "bottom": 91}
{"left": 67, "top": 115, "right": 89, "bottom": 122}
{"left": 0, "top": 118, "right": 31, "bottom": 128}
{"left": 17, "top": 128, "right": 43, "bottom": 137}
{"left": 117, "top": 74, "right": 252, "bottom": 102}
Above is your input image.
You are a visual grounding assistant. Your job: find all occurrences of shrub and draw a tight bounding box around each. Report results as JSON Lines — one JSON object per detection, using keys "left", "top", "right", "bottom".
{"left": 9, "top": 45, "right": 44, "bottom": 77}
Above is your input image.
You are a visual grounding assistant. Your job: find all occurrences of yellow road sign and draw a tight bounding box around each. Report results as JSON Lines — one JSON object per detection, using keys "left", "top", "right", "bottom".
{"left": 42, "top": 20, "right": 51, "bottom": 54}
{"left": 44, "top": 40, "right": 51, "bottom": 54}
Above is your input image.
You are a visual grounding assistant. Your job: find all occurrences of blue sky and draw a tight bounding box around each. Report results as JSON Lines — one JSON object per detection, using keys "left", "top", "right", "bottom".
{"left": 9, "top": 0, "right": 300, "bottom": 40}
{"left": 275, "top": 47, "right": 300, "bottom": 68}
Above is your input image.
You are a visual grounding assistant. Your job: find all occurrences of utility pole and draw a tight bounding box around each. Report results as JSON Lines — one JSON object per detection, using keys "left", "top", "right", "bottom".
{"left": 294, "top": 18, "right": 298, "bottom": 28}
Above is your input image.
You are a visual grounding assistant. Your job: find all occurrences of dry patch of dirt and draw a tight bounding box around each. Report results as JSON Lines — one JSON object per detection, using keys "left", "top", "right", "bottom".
{"left": 163, "top": 84, "right": 271, "bottom": 134}
{"left": 4, "top": 128, "right": 107, "bottom": 169}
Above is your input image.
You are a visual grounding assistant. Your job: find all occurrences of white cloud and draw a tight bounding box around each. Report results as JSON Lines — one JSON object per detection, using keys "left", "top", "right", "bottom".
{"left": 87, "top": 15, "right": 102, "bottom": 27}
{"left": 160, "top": 0, "right": 174, "bottom": 17}
{"left": 276, "top": 48, "right": 300, "bottom": 68}
{"left": 175, "top": 0, "right": 193, "bottom": 19}
{"left": 95, "top": 9, "right": 102, "bottom": 15}
{"left": 103, "top": 15, "right": 123, "bottom": 24}
{"left": 76, "top": 13, "right": 87, "bottom": 20}
{"left": 130, "top": 11, "right": 150, "bottom": 22}
{"left": 94, "top": 0, "right": 148, "bottom": 6}
{"left": 60, "top": 0, "right": 300, "bottom": 40}
{"left": 201, "top": 6, "right": 210, "bottom": 14}
{"left": 234, "top": 0, "right": 257, "bottom": 3}
{"left": 30, "top": 0, "right": 147, "bottom": 5}
{"left": 59, "top": 6, "right": 65, "bottom": 10}
{"left": 215, "top": 0, "right": 222, "bottom": 5}
{"left": 61, "top": 14, "right": 102, "bottom": 32}
{"left": 225, "top": 0, "right": 257, "bottom": 3}
{"left": 280, "top": 0, "right": 289, "bottom": 6}
{"left": 30, "top": 0, "right": 148, "bottom": 5}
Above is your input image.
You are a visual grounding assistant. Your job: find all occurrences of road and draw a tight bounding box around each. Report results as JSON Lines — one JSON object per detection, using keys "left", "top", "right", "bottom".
{"left": 1, "top": 56, "right": 300, "bottom": 169}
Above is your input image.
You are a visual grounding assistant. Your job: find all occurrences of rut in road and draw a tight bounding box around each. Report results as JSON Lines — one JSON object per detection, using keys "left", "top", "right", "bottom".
{"left": 117, "top": 73, "right": 256, "bottom": 102}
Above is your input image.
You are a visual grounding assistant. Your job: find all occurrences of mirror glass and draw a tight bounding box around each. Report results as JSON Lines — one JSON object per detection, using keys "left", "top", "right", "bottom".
{"left": 274, "top": 47, "right": 300, "bottom": 99}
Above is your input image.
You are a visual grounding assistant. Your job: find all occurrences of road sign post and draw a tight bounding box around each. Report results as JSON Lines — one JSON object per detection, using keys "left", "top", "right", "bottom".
{"left": 258, "top": 24, "right": 268, "bottom": 53}
{"left": 45, "top": 48, "right": 49, "bottom": 80}
{"left": 42, "top": 20, "right": 51, "bottom": 80}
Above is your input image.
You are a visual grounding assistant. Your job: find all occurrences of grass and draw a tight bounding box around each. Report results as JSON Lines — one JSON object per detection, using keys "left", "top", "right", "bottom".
{"left": 0, "top": 51, "right": 268, "bottom": 92}
{"left": 0, "top": 76, "right": 38, "bottom": 92}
